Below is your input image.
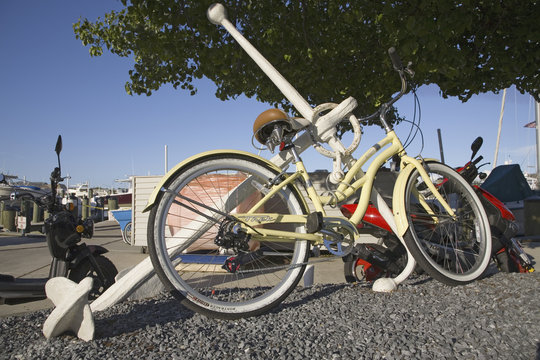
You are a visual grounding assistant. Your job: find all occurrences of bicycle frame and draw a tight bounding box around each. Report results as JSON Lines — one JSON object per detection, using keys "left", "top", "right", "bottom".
{"left": 235, "top": 128, "right": 456, "bottom": 246}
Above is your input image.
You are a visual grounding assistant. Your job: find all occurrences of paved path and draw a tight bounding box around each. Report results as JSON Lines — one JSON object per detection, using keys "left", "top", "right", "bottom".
{"left": 0, "top": 221, "right": 146, "bottom": 317}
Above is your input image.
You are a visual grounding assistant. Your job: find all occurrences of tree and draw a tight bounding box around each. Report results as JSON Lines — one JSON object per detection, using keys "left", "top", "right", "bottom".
{"left": 74, "top": 0, "right": 539, "bottom": 125}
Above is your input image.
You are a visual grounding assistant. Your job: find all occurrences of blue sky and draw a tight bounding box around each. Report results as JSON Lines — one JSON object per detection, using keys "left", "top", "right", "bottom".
{"left": 1, "top": 1, "right": 537, "bottom": 190}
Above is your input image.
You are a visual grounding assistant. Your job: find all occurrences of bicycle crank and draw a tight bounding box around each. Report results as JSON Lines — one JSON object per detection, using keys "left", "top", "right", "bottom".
{"left": 318, "top": 215, "right": 358, "bottom": 257}
{"left": 322, "top": 230, "right": 354, "bottom": 256}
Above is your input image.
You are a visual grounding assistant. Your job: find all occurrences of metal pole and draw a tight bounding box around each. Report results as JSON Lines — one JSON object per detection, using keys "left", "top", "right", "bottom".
{"left": 437, "top": 129, "right": 445, "bottom": 164}
{"left": 534, "top": 101, "right": 540, "bottom": 184}
{"left": 89, "top": 188, "right": 94, "bottom": 219}
{"left": 82, "top": 197, "right": 89, "bottom": 220}
{"left": 493, "top": 89, "right": 507, "bottom": 169}
{"left": 165, "top": 145, "right": 168, "bottom": 174}
{"left": 33, "top": 201, "right": 40, "bottom": 223}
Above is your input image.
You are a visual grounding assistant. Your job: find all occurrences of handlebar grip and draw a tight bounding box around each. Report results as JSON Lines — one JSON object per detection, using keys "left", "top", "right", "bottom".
{"left": 388, "top": 47, "right": 404, "bottom": 71}
{"left": 472, "top": 156, "right": 483, "bottom": 165}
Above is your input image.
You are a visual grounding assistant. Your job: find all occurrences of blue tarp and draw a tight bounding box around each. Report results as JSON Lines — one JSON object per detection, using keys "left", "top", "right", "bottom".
{"left": 480, "top": 164, "right": 533, "bottom": 202}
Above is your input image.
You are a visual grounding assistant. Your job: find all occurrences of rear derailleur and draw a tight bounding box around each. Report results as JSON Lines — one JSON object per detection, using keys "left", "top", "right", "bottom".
{"left": 214, "top": 219, "right": 262, "bottom": 273}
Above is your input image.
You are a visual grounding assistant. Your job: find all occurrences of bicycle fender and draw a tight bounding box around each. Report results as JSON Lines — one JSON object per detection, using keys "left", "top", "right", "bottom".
{"left": 391, "top": 163, "right": 417, "bottom": 237}
{"left": 142, "top": 149, "right": 307, "bottom": 213}
{"left": 392, "top": 159, "right": 439, "bottom": 237}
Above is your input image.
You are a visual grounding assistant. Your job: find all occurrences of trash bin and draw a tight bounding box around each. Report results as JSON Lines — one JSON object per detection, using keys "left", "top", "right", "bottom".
{"left": 2, "top": 209, "right": 16, "bottom": 231}
{"left": 108, "top": 198, "right": 118, "bottom": 211}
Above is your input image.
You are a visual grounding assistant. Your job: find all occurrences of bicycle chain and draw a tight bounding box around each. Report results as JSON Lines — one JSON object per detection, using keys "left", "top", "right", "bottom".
{"left": 234, "top": 255, "right": 340, "bottom": 275}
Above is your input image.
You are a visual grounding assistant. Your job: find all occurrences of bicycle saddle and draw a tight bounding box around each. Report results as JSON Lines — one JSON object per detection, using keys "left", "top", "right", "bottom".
{"left": 253, "top": 108, "right": 293, "bottom": 145}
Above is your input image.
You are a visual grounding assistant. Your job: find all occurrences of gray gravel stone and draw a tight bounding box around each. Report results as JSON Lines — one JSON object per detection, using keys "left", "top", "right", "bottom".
{"left": 0, "top": 272, "right": 539, "bottom": 359}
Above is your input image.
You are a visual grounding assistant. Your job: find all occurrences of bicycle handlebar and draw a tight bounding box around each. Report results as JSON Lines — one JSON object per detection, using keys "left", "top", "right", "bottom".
{"left": 355, "top": 48, "right": 410, "bottom": 131}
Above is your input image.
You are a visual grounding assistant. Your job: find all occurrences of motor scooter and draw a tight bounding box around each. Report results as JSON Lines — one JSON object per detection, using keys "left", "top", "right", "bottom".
{"left": 340, "top": 137, "right": 535, "bottom": 282}
{"left": 0, "top": 135, "right": 118, "bottom": 304}
{"left": 456, "top": 137, "right": 534, "bottom": 273}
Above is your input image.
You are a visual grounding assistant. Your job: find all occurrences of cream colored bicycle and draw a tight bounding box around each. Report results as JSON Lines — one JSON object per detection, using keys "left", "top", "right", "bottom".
{"left": 143, "top": 4, "right": 492, "bottom": 319}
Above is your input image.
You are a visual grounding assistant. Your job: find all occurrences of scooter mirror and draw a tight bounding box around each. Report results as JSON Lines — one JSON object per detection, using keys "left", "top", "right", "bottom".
{"left": 0, "top": 174, "right": 4, "bottom": 183}
{"left": 55, "top": 135, "right": 63, "bottom": 155}
{"left": 53, "top": 135, "right": 63, "bottom": 183}
{"left": 470, "top": 136, "right": 483, "bottom": 160}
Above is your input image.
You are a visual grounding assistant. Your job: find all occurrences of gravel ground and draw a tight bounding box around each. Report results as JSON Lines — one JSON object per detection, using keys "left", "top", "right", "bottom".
{"left": 1, "top": 272, "right": 539, "bottom": 359}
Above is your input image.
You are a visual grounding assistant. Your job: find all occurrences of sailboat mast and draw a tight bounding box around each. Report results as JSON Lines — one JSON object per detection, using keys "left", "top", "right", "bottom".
{"left": 493, "top": 88, "right": 507, "bottom": 169}
{"left": 534, "top": 101, "right": 540, "bottom": 184}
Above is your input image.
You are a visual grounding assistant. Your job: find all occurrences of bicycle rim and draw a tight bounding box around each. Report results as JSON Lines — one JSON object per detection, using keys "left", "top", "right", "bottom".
{"left": 148, "top": 155, "right": 309, "bottom": 318}
{"left": 403, "top": 162, "right": 491, "bottom": 285}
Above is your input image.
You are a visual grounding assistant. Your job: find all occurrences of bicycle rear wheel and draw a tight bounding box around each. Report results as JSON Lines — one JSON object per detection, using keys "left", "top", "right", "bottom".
{"left": 402, "top": 161, "right": 491, "bottom": 285}
{"left": 148, "top": 154, "right": 309, "bottom": 319}
{"left": 122, "top": 222, "right": 132, "bottom": 245}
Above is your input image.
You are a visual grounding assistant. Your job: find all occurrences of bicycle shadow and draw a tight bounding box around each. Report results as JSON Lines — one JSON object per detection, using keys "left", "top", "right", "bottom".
{"left": 94, "top": 295, "right": 195, "bottom": 339}
{"left": 95, "top": 284, "right": 351, "bottom": 338}
{"left": 274, "top": 283, "right": 352, "bottom": 313}
{"left": 94, "top": 277, "right": 434, "bottom": 338}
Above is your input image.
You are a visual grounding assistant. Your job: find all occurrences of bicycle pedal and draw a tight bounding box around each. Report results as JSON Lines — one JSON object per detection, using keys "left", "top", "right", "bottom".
{"left": 306, "top": 212, "right": 323, "bottom": 233}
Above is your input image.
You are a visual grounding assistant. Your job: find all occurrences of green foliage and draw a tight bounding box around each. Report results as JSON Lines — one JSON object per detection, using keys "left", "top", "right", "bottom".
{"left": 74, "top": 0, "right": 539, "bottom": 126}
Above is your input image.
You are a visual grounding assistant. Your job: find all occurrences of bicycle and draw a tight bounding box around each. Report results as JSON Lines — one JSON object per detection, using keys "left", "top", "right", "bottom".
{"left": 142, "top": 3, "right": 492, "bottom": 319}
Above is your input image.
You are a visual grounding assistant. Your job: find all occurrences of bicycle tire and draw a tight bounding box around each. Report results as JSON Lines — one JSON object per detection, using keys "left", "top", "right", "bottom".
{"left": 148, "top": 154, "right": 309, "bottom": 319}
{"left": 402, "top": 161, "right": 491, "bottom": 285}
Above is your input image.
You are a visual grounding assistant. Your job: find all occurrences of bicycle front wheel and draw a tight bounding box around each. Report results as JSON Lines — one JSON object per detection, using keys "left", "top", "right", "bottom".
{"left": 148, "top": 154, "right": 309, "bottom": 319}
{"left": 402, "top": 162, "right": 491, "bottom": 285}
